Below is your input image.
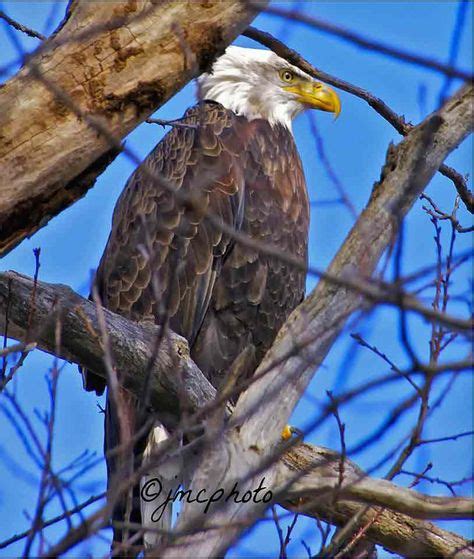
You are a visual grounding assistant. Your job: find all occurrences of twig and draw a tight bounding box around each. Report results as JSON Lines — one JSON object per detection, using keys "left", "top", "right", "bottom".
{"left": 0, "top": 493, "right": 105, "bottom": 550}
{"left": 262, "top": 4, "right": 473, "bottom": 81}
{"left": 0, "top": 9, "right": 46, "bottom": 41}
{"left": 243, "top": 26, "right": 474, "bottom": 214}
{"left": 306, "top": 113, "right": 357, "bottom": 219}
{"left": 400, "top": 470, "right": 473, "bottom": 497}
{"left": 327, "top": 391, "right": 346, "bottom": 495}
{"left": 350, "top": 332, "right": 421, "bottom": 394}
{"left": 281, "top": 513, "right": 299, "bottom": 559}
{"left": 146, "top": 117, "right": 197, "bottom": 130}
{"left": 22, "top": 322, "right": 61, "bottom": 556}
{"left": 0, "top": 342, "right": 37, "bottom": 390}
{"left": 419, "top": 430, "right": 474, "bottom": 445}
{"left": 272, "top": 507, "right": 285, "bottom": 557}
{"left": 438, "top": 0, "right": 470, "bottom": 105}
{"left": 421, "top": 193, "right": 473, "bottom": 233}
{"left": 333, "top": 509, "right": 381, "bottom": 559}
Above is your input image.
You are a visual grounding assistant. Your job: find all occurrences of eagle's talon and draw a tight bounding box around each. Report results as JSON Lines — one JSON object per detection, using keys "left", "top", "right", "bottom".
{"left": 281, "top": 425, "right": 293, "bottom": 441}
{"left": 281, "top": 425, "right": 303, "bottom": 441}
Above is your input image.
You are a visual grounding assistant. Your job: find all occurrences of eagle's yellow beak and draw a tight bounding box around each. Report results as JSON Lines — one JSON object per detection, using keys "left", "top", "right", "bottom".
{"left": 284, "top": 81, "right": 341, "bottom": 118}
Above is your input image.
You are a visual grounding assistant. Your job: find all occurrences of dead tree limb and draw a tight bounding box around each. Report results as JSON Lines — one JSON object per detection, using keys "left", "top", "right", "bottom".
{"left": 0, "top": 12, "right": 471, "bottom": 553}
{"left": 281, "top": 444, "right": 473, "bottom": 558}
{"left": 281, "top": 445, "right": 472, "bottom": 521}
{"left": 0, "top": 0, "right": 264, "bottom": 256}
{"left": 0, "top": 271, "right": 472, "bottom": 558}
{"left": 0, "top": 271, "right": 214, "bottom": 417}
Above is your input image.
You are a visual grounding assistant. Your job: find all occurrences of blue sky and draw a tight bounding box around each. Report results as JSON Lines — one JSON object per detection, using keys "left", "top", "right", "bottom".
{"left": 0, "top": 2, "right": 472, "bottom": 557}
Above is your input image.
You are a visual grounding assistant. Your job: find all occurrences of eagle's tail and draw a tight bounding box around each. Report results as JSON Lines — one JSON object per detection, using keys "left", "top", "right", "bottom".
{"left": 105, "top": 390, "right": 181, "bottom": 556}
{"left": 105, "top": 390, "right": 146, "bottom": 557}
{"left": 140, "top": 423, "right": 182, "bottom": 549}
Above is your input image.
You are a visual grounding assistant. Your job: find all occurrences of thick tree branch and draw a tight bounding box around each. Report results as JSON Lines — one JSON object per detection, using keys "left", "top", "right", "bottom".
{"left": 281, "top": 445, "right": 472, "bottom": 521}
{"left": 158, "top": 84, "right": 473, "bottom": 557}
{"left": 0, "top": 271, "right": 215, "bottom": 418}
{"left": 281, "top": 445, "right": 473, "bottom": 558}
{"left": 0, "top": 0, "right": 264, "bottom": 256}
{"left": 0, "top": 15, "right": 471, "bottom": 554}
{"left": 0, "top": 271, "right": 472, "bottom": 558}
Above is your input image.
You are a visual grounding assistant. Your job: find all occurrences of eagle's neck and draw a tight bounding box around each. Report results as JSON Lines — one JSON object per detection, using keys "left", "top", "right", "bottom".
{"left": 198, "top": 76, "right": 302, "bottom": 132}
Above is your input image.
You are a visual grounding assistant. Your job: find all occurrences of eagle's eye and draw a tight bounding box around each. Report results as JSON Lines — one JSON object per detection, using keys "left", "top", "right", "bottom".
{"left": 279, "top": 69, "right": 295, "bottom": 83}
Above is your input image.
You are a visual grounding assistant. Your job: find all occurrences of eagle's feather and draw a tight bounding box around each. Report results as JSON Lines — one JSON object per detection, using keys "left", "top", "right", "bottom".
{"left": 85, "top": 101, "right": 309, "bottom": 394}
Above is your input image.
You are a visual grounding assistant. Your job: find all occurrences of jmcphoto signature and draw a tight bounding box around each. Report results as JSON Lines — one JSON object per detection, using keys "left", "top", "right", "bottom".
{"left": 140, "top": 477, "right": 273, "bottom": 522}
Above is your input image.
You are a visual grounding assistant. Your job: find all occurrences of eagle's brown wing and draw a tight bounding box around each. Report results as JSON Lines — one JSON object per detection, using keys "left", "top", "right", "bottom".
{"left": 192, "top": 120, "right": 309, "bottom": 390}
{"left": 83, "top": 102, "right": 250, "bottom": 394}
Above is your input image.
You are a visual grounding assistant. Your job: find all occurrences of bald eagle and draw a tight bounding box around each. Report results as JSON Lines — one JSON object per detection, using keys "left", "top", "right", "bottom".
{"left": 82, "top": 46, "right": 340, "bottom": 551}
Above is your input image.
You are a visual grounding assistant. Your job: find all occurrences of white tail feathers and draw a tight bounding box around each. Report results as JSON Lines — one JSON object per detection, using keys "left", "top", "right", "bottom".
{"left": 140, "top": 422, "right": 182, "bottom": 549}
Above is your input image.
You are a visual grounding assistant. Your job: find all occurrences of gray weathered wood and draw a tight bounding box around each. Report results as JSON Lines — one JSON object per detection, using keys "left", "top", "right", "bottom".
{"left": 0, "top": 271, "right": 216, "bottom": 418}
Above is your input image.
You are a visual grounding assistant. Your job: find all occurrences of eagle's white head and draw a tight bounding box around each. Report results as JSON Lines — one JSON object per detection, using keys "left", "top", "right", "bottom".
{"left": 198, "top": 46, "right": 341, "bottom": 130}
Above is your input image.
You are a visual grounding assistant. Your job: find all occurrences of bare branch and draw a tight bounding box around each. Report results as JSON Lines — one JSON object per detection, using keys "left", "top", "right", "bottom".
{"left": 0, "top": 271, "right": 215, "bottom": 419}
{"left": 0, "top": 8, "right": 46, "bottom": 40}
{"left": 1, "top": 14, "right": 472, "bottom": 554}
{"left": 281, "top": 444, "right": 473, "bottom": 521}
{"left": 283, "top": 447, "right": 473, "bottom": 558}
{"left": 438, "top": 0, "right": 470, "bottom": 105}
{"left": 0, "top": 493, "right": 105, "bottom": 550}
{"left": 263, "top": 4, "right": 473, "bottom": 81}
{"left": 243, "top": 26, "right": 474, "bottom": 214}
{"left": 421, "top": 193, "right": 474, "bottom": 233}
{"left": 0, "top": 271, "right": 471, "bottom": 556}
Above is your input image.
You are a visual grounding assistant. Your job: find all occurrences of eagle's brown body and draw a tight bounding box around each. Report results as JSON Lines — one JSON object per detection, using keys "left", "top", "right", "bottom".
{"left": 85, "top": 101, "right": 309, "bottom": 546}
{"left": 87, "top": 102, "right": 309, "bottom": 394}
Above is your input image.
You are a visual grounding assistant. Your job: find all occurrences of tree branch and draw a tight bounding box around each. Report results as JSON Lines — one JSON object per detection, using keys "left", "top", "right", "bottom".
{"left": 1, "top": 12, "right": 472, "bottom": 554}
{"left": 262, "top": 5, "right": 473, "bottom": 81}
{"left": 0, "top": 271, "right": 215, "bottom": 418}
{"left": 281, "top": 444, "right": 473, "bottom": 558}
{"left": 0, "top": 271, "right": 472, "bottom": 557}
{"left": 0, "top": 0, "right": 264, "bottom": 256}
{"left": 0, "top": 8, "right": 46, "bottom": 40}
{"left": 281, "top": 445, "right": 472, "bottom": 521}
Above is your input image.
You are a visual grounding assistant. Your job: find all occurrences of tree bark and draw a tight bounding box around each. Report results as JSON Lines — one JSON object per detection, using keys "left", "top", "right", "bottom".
{"left": 0, "top": 0, "right": 264, "bottom": 256}
{"left": 281, "top": 444, "right": 473, "bottom": 558}
{"left": 0, "top": 271, "right": 215, "bottom": 419}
